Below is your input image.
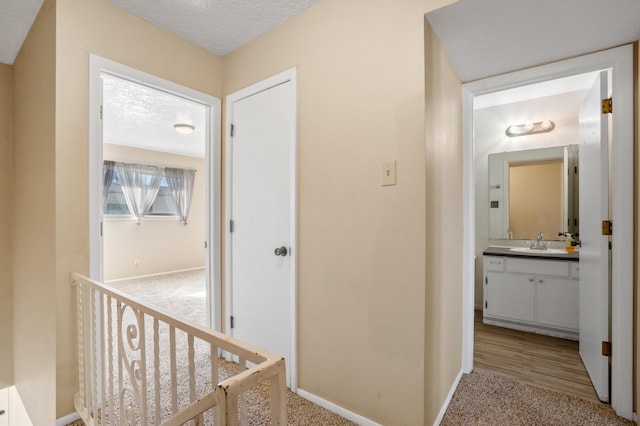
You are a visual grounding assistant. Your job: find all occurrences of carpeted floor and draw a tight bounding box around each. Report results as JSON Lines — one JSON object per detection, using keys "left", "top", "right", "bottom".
{"left": 441, "top": 369, "right": 633, "bottom": 426}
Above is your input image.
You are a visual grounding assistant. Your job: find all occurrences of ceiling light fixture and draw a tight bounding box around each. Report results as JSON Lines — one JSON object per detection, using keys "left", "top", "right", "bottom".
{"left": 506, "top": 120, "right": 555, "bottom": 137}
{"left": 174, "top": 123, "right": 195, "bottom": 134}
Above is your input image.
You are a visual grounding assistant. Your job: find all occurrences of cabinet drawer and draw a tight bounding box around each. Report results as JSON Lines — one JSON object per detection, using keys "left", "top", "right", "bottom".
{"left": 506, "top": 258, "right": 569, "bottom": 277}
{"left": 484, "top": 256, "right": 504, "bottom": 272}
{"left": 570, "top": 262, "right": 580, "bottom": 279}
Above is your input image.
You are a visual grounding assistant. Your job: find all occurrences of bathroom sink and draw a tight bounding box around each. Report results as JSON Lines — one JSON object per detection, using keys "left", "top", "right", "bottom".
{"left": 509, "top": 247, "right": 568, "bottom": 254}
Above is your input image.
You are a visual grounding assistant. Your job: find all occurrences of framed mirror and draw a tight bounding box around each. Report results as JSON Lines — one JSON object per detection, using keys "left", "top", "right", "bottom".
{"left": 488, "top": 145, "right": 578, "bottom": 240}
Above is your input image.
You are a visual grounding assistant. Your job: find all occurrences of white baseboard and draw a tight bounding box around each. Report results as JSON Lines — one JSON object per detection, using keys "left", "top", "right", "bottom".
{"left": 296, "top": 389, "right": 382, "bottom": 426}
{"left": 56, "top": 411, "right": 81, "bottom": 426}
{"left": 105, "top": 266, "right": 205, "bottom": 283}
{"left": 433, "top": 369, "right": 463, "bottom": 426}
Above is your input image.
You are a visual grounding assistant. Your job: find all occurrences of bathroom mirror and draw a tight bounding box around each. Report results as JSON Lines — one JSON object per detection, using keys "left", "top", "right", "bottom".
{"left": 488, "top": 145, "right": 578, "bottom": 241}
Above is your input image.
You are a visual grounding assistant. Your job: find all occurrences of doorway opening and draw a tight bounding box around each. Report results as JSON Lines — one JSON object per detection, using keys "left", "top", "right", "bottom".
{"left": 89, "top": 55, "right": 222, "bottom": 332}
{"left": 461, "top": 45, "right": 634, "bottom": 419}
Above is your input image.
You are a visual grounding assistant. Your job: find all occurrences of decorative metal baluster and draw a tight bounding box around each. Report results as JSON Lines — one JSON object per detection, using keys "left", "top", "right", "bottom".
{"left": 117, "top": 301, "right": 124, "bottom": 423}
{"left": 90, "top": 287, "right": 99, "bottom": 420}
{"left": 99, "top": 292, "right": 106, "bottom": 425}
{"left": 170, "top": 326, "right": 178, "bottom": 416}
{"left": 154, "top": 318, "right": 161, "bottom": 424}
{"left": 138, "top": 310, "right": 148, "bottom": 425}
{"left": 75, "top": 281, "right": 86, "bottom": 416}
{"left": 107, "top": 296, "right": 115, "bottom": 423}
{"left": 84, "top": 286, "right": 93, "bottom": 418}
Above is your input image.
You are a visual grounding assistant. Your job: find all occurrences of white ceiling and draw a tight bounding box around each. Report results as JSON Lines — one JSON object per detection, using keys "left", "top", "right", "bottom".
{"left": 102, "top": 74, "right": 208, "bottom": 158}
{"left": 105, "top": 0, "right": 322, "bottom": 57}
{"left": 426, "top": 0, "right": 640, "bottom": 83}
{"left": 0, "top": 0, "right": 323, "bottom": 65}
{"left": 0, "top": 0, "right": 44, "bottom": 64}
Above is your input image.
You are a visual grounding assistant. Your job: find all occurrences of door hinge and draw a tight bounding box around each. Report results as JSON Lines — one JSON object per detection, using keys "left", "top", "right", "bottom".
{"left": 601, "top": 98, "right": 613, "bottom": 114}
{"left": 100, "top": 221, "right": 103, "bottom": 236}
{"left": 485, "top": 277, "right": 488, "bottom": 285}
{"left": 485, "top": 301, "right": 488, "bottom": 309}
{"left": 602, "top": 220, "right": 613, "bottom": 236}
{"left": 230, "top": 220, "right": 234, "bottom": 233}
{"left": 602, "top": 341, "right": 612, "bottom": 357}
{"left": 230, "top": 316, "right": 234, "bottom": 329}
{"left": 100, "top": 105, "right": 103, "bottom": 119}
{"left": 230, "top": 123, "right": 235, "bottom": 137}
{"left": 204, "top": 241, "right": 208, "bottom": 249}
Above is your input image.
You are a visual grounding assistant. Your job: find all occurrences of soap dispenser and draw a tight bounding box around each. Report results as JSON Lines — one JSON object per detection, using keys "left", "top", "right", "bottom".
{"left": 565, "top": 233, "right": 575, "bottom": 253}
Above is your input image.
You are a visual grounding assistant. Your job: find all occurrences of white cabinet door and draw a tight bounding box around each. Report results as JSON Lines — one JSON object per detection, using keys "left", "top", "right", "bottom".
{"left": 537, "top": 277, "right": 579, "bottom": 330}
{"left": 485, "top": 272, "right": 535, "bottom": 322}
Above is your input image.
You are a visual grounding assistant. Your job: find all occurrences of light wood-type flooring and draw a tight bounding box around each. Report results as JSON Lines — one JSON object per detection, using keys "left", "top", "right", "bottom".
{"left": 474, "top": 310, "right": 601, "bottom": 404}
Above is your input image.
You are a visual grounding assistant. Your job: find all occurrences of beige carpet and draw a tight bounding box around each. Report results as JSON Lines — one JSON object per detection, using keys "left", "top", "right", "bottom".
{"left": 441, "top": 369, "right": 634, "bottom": 426}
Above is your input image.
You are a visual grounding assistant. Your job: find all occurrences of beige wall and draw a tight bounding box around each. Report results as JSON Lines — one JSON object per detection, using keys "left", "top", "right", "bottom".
{"left": 0, "top": 64, "right": 13, "bottom": 388}
{"left": 12, "top": 0, "right": 57, "bottom": 423}
{"left": 424, "top": 19, "right": 463, "bottom": 423}
{"left": 635, "top": 40, "right": 639, "bottom": 416}
{"left": 223, "top": 0, "right": 455, "bottom": 424}
{"left": 54, "top": 0, "right": 222, "bottom": 417}
{"left": 103, "top": 144, "right": 206, "bottom": 281}
{"left": 509, "top": 161, "right": 563, "bottom": 240}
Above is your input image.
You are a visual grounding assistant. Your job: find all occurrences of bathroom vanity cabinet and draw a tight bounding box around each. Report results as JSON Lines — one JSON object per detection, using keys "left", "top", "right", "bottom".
{"left": 483, "top": 253, "right": 579, "bottom": 340}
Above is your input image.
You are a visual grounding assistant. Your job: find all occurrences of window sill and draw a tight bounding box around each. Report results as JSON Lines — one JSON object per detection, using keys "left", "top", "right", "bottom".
{"left": 104, "top": 215, "right": 180, "bottom": 222}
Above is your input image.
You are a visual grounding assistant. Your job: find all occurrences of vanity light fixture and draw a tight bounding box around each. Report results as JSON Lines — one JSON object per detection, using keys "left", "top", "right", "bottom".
{"left": 506, "top": 120, "right": 555, "bottom": 137}
{"left": 173, "top": 123, "right": 195, "bottom": 135}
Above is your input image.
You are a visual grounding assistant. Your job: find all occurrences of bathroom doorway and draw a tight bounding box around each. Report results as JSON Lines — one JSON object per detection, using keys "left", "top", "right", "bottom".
{"left": 461, "top": 45, "right": 634, "bottom": 419}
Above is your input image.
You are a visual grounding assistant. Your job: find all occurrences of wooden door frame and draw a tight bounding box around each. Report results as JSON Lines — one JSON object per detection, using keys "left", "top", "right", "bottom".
{"left": 461, "top": 45, "right": 634, "bottom": 419}
{"left": 224, "top": 68, "right": 298, "bottom": 391}
{"left": 88, "top": 54, "right": 222, "bottom": 333}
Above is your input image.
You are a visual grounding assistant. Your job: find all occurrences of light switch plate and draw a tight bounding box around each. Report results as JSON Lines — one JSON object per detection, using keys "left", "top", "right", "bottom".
{"left": 381, "top": 161, "right": 396, "bottom": 186}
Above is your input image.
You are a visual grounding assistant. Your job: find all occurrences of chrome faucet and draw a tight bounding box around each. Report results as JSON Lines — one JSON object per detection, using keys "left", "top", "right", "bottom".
{"left": 530, "top": 232, "right": 547, "bottom": 250}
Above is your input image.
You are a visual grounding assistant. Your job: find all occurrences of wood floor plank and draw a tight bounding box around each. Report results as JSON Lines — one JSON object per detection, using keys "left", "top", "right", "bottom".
{"left": 473, "top": 310, "right": 601, "bottom": 404}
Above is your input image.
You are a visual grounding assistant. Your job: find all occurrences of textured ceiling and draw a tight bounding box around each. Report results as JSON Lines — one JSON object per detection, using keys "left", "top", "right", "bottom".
{"left": 102, "top": 74, "right": 207, "bottom": 158}
{"left": 0, "top": 0, "right": 44, "bottom": 64}
{"left": 105, "top": 0, "right": 323, "bottom": 56}
{"left": 0, "top": 0, "right": 322, "bottom": 64}
{"left": 426, "top": 0, "right": 640, "bottom": 82}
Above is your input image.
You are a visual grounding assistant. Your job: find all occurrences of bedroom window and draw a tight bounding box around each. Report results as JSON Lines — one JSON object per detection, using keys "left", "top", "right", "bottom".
{"left": 104, "top": 172, "right": 177, "bottom": 217}
{"left": 103, "top": 161, "right": 195, "bottom": 224}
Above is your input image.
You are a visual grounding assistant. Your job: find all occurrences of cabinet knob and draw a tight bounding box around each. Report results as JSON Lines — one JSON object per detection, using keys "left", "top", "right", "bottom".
{"left": 539, "top": 279, "right": 544, "bottom": 283}
{"left": 529, "top": 278, "right": 534, "bottom": 282}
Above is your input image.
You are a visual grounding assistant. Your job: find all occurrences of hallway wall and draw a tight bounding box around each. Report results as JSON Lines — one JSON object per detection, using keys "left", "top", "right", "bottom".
{"left": 12, "top": 1, "right": 57, "bottom": 423}
{"left": 222, "top": 0, "right": 456, "bottom": 424}
{"left": 424, "top": 18, "right": 463, "bottom": 423}
{"left": 0, "top": 63, "right": 13, "bottom": 388}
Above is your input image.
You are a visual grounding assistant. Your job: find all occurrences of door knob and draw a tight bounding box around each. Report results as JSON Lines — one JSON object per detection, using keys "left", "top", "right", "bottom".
{"left": 274, "top": 246, "right": 288, "bottom": 257}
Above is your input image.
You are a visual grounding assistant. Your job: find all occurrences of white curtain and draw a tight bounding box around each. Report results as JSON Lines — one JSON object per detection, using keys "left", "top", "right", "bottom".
{"left": 165, "top": 167, "right": 196, "bottom": 225}
{"left": 102, "top": 160, "right": 116, "bottom": 208}
{"left": 115, "top": 162, "right": 164, "bottom": 224}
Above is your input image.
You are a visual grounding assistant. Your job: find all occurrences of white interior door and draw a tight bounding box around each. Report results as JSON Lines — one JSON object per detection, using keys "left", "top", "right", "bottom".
{"left": 228, "top": 77, "right": 295, "bottom": 387}
{"left": 578, "top": 70, "right": 610, "bottom": 402}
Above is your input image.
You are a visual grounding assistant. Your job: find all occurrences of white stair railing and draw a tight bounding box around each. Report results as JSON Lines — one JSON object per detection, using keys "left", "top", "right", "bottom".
{"left": 71, "top": 273, "right": 286, "bottom": 425}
